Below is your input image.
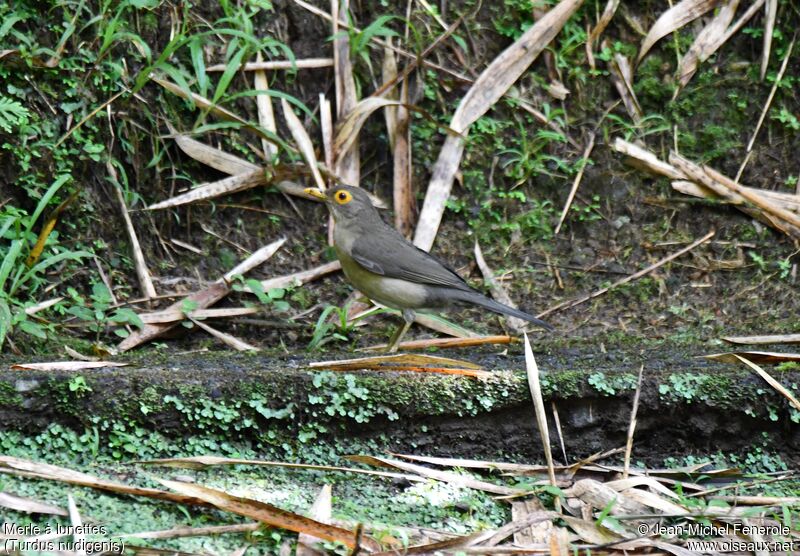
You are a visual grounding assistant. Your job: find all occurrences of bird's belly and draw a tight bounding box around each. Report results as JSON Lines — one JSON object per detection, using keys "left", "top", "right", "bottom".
{"left": 337, "top": 250, "right": 429, "bottom": 309}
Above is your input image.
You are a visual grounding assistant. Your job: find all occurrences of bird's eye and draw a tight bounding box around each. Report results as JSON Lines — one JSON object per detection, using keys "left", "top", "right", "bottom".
{"left": 334, "top": 190, "right": 352, "bottom": 205}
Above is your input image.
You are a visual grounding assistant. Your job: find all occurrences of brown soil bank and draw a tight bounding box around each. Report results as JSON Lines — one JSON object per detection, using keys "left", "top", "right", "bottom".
{"left": 3, "top": 343, "right": 798, "bottom": 465}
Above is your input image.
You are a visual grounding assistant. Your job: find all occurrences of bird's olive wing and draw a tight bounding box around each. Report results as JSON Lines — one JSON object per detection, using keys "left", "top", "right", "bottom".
{"left": 350, "top": 233, "right": 472, "bottom": 291}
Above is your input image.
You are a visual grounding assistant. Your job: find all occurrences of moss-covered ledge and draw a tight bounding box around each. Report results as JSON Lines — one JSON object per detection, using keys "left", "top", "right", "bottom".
{"left": 2, "top": 345, "right": 799, "bottom": 463}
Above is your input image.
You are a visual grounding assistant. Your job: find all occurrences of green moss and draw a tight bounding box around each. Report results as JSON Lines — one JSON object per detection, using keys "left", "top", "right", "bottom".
{"left": 540, "top": 370, "right": 582, "bottom": 397}
{"left": 587, "top": 372, "right": 638, "bottom": 396}
{"left": 3, "top": 352, "right": 799, "bottom": 464}
{"left": 44, "top": 377, "right": 84, "bottom": 417}
{"left": 657, "top": 371, "right": 761, "bottom": 413}
{"left": 0, "top": 380, "right": 23, "bottom": 407}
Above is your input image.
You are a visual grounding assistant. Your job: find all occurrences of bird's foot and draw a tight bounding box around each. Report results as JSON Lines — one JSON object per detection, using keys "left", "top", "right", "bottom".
{"left": 386, "top": 314, "right": 414, "bottom": 353}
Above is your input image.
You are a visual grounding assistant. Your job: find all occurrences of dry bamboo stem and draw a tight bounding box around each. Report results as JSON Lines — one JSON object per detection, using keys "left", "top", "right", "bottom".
{"left": 111, "top": 177, "right": 156, "bottom": 300}
{"left": 206, "top": 58, "right": 333, "bottom": 72}
{"left": 555, "top": 133, "right": 596, "bottom": 234}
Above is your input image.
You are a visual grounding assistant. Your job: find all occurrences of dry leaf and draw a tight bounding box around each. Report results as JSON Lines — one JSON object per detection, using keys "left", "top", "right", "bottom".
{"left": 733, "top": 354, "right": 800, "bottom": 411}
{"left": 637, "top": 0, "right": 719, "bottom": 64}
{"left": 309, "top": 353, "right": 490, "bottom": 378}
{"left": 10, "top": 361, "right": 128, "bottom": 371}
{"left": 137, "top": 455, "right": 424, "bottom": 483}
{"left": 24, "top": 297, "right": 64, "bottom": 316}
{"left": 588, "top": 0, "right": 621, "bottom": 44}
{"left": 156, "top": 479, "right": 369, "bottom": 549}
{"left": 524, "top": 333, "right": 557, "bottom": 486}
{"left": 332, "top": 0, "right": 360, "bottom": 187}
{"left": 511, "top": 499, "right": 553, "bottom": 545}
{"left": 391, "top": 452, "right": 566, "bottom": 475}
{"left": 760, "top": 0, "right": 778, "bottom": 80}
{"left": 333, "top": 97, "right": 402, "bottom": 161}
{"left": 0, "top": 492, "right": 67, "bottom": 516}
{"left": 253, "top": 52, "right": 278, "bottom": 159}
{"left": 154, "top": 76, "right": 269, "bottom": 141}
{"left": 565, "top": 479, "right": 650, "bottom": 515}
{"left": 118, "top": 238, "right": 285, "bottom": 351}
{"left": 296, "top": 485, "right": 332, "bottom": 556}
{"left": 675, "top": 0, "right": 740, "bottom": 93}
{"left": 370, "top": 533, "right": 485, "bottom": 556}
{"left": 560, "top": 515, "right": 622, "bottom": 544}
{"left": 621, "top": 487, "right": 690, "bottom": 515}
{"left": 320, "top": 94, "right": 334, "bottom": 177}
{"left": 412, "top": 312, "right": 480, "bottom": 338}
{"left": 414, "top": 0, "right": 582, "bottom": 251}
{"left": 67, "top": 494, "right": 86, "bottom": 556}
{"left": 0, "top": 456, "right": 208, "bottom": 507}
{"left": 608, "top": 51, "right": 641, "bottom": 123}
{"left": 172, "top": 132, "right": 261, "bottom": 175}
{"left": 122, "top": 523, "right": 260, "bottom": 540}
{"left": 281, "top": 98, "right": 325, "bottom": 189}
{"left": 393, "top": 78, "right": 414, "bottom": 236}
{"left": 347, "top": 455, "right": 525, "bottom": 496}
{"left": 360, "top": 335, "right": 514, "bottom": 352}
{"left": 63, "top": 345, "right": 99, "bottom": 361}
{"left": 188, "top": 317, "right": 258, "bottom": 351}
{"left": 722, "top": 334, "right": 800, "bottom": 345}
{"left": 605, "top": 476, "right": 681, "bottom": 500}
{"left": 254, "top": 260, "right": 341, "bottom": 291}
{"left": 147, "top": 170, "right": 267, "bottom": 211}
{"left": 556, "top": 133, "right": 596, "bottom": 234}
{"left": 671, "top": 180, "right": 800, "bottom": 213}
{"left": 612, "top": 137, "right": 683, "bottom": 179}
{"left": 139, "top": 307, "right": 259, "bottom": 324}
{"left": 223, "top": 239, "right": 288, "bottom": 282}
{"left": 671, "top": 152, "right": 800, "bottom": 237}
{"left": 112, "top": 171, "right": 157, "bottom": 299}
{"left": 381, "top": 44, "right": 399, "bottom": 150}
{"left": 474, "top": 511, "right": 558, "bottom": 547}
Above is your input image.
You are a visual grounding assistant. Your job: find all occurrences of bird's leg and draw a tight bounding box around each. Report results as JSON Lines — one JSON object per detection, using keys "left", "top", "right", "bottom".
{"left": 387, "top": 309, "right": 415, "bottom": 353}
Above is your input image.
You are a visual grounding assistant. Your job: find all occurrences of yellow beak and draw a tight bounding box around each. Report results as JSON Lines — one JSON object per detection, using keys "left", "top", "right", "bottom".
{"left": 304, "top": 187, "right": 327, "bottom": 201}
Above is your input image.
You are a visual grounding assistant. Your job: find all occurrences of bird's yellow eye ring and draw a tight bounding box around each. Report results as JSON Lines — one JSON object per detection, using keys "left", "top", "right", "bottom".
{"left": 334, "top": 190, "right": 352, "bottom": 205}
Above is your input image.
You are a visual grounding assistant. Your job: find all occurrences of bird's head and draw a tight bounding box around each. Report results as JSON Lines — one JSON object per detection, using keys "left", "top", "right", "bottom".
{"left": 304, "top": 185, "right": 377, "bottom": 224}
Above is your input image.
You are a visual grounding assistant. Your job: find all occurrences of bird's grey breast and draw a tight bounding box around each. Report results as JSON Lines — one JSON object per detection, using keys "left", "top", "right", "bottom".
{"left": 333, "top": 227, "right": 430, "bottom": 310}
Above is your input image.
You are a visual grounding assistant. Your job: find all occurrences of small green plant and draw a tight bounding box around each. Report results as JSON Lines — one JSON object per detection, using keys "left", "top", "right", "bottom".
{"left": 747, "top": 251, "right": 793, "bottom": 280}
{"left": 347, "top": 14, "right": 400, "bottom": 70}
{"left": 307, "top": 304, "right": 356, "bottom": 350}
{"left": 0, "top": 96, "right": 29, "bottom": 132}
{"left": 492, "top": 0, "right": 536, "bottom": 39}
{"left": 68, "top": 376, "right": 92, "bottom": 396}
{"left": 570, "top": 194, "right": 603, "bottom": 223}
{"left": 748, "top": 251, "right": 768, "bottom": 272}
{"left": 771, "top": 107, "right": 800, "bottom": 131}
{"left": 0, "top": 176, "right": 92, "bottom": 351}
{"left": 594, "top": 496, "right": 622, "bottom": 531}
{"left": 234, "top": 277, "right": 291, "bottom": 312}
{"left": 308, "top": 372, "right": 399, "bottom": 424}
{"left": 501, "top": 197, "right": 555, "bottom": 241}
{"left": 776, "top": 362, "right": 800, "bottom": 372}
{"left": 66, "top": 282, "right": 144, "bottom": 341}
{"left": 658, "top": 373, "right": 713, "bottom": 403}
{"left": 588, "top": 372, "right": 637, "bottom": 396}
{"left": 500, "top": 121, "right": 569, "bottom": 184}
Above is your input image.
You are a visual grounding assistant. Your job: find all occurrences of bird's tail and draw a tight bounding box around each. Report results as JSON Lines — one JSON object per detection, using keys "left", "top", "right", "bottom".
{"left": 450, "top": 290, "right": 554, "bottom": 332}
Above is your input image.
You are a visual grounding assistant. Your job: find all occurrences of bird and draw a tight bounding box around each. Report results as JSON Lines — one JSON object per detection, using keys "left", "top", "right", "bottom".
{"left": 305, "top": 185, "right": 554, "bottom": 352}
